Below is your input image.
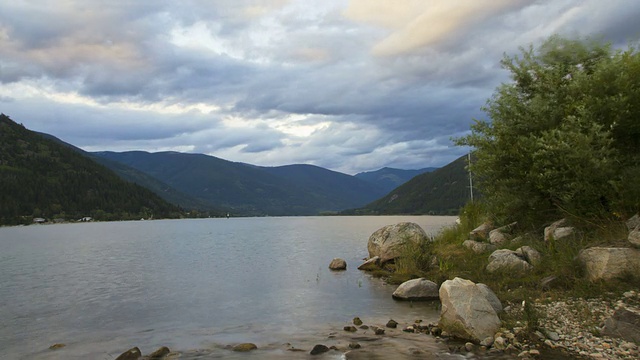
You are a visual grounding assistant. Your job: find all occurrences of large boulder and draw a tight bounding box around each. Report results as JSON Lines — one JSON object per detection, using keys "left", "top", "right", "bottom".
{"left": 367, "top": 222, "right": 428, "bottom": 263}
{"left": 544, "top": 218, "right": 575, "bottom": 242}
{"left": 603, "top": 307, "right": 640, "bottom": 343}
{"left": 476, "top": 283, "right": 503, "bottom": 313}
{"left": 439, "top": 277, "right": 501, "bottom": 343}
{"left": 470, "top": 222, "right": 493, "bottom": 241}
{"left": 392, "top": 278, "right": 439, "bottom": 300}
{"left": 486, "top": 249, "right": 533, "bottom": 274}
{"left": 462, "top": 240, "right": 497, "bottom": 254}
{"left": 578, "top": 247, "right": 640, "bottom": 281}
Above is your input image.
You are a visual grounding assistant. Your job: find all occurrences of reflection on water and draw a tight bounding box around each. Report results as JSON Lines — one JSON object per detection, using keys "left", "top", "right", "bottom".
{"left": 0, "top": 216, "right": 459, "bottom": 359}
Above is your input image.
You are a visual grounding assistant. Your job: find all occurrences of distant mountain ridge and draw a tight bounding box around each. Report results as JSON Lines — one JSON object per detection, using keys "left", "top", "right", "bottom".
{"left": 0, "top": 114, "right": 182, "bottom": 225}
{"left": 355, "top": 167, "right": 437, "bottom": 193}
{"left": 92, "top": 151, "right": 388, "bottom": 216}
{"left": 344, "top": 155, "right": 471, "bottom": 215}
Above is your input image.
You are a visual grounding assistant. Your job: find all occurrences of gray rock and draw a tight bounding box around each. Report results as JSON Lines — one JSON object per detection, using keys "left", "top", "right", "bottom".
{"left": 578, "top": 247, "right": 640, "bottom": 281}
{"left": 488, "top": 222, "right": 518, "bottom": 246}
{"left": 115, "top": 347, "right": 142, "bottom": 360}
{"left": 357, "top": 256, "right": 380, "bottom": 271}
{"left": 515, "top": 246, "right": 542, "bottom": 266}
{"left": 629, "top": 227, "right": 640, "bottom": 247}
{"left": 310, "top": 344, "right": 329, "bottom": 355}
{"left": 486, "top": 249, "right": 533, "bottom": 274}
{"left": 627, "top": 214, "right": 640, "bottom": 231}
{"left": 386, "top": 319, "right": 398, "bottom": 328}
{"left": 476, "top": 283, "right": 502, "bottom": 313}
{"left": 544, "top": 218, "right": 575, "bottom": 242}
{"left": 439, "top": 277, "right": 501, "bottom": 343}
{"left": 392, "top": 278, "right": 439, "bottom": 300}
{"left": 470, "top": 222, "right": 494, "bottom": 241}
{"left": 367, "top": 222, "right": 428, "bottom": 263}
{"left": 543, "top": 329, "right": 560, "bottom": 341}
{"left": 603, "top": 307, "right": 640, "bottom": 343}
{"left": 329, "top": 258, "right": 347, "bottom": 271}
{"left": 463, "top": 240, "right": 497, "bottom": 254}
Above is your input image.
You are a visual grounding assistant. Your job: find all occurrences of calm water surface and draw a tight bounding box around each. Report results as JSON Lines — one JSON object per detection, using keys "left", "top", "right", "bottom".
{"left": 0, "top": 216, "right": 460, "bottom": 359}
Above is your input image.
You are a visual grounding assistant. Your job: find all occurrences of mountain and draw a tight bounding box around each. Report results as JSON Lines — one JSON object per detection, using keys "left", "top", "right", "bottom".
{"left": 343, "top": 155, "right": 471, "bottom": 215}
{"left": 93, "top": 151, "right": 388, "bottom": 216}
{"left": 37, "top": 132, "right": 218, "bottom": 212}
{"left": 0, "top": 114, "right": 182, "bottom": 225}
{"left": 355, "top": 167, "right": 437, "bottom": 193}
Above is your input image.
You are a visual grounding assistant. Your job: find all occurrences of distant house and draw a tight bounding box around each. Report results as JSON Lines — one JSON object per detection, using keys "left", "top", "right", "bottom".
{"left": 33, "top": 218, "right": 46, "bottom": 223}
{"left": 80, "top": 217, "right": 92, "bottom": 222}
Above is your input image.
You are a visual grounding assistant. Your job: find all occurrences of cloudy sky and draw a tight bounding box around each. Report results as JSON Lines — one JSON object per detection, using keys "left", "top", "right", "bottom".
{"left": 1, "top": 1, "right": 639, "bottom": 174}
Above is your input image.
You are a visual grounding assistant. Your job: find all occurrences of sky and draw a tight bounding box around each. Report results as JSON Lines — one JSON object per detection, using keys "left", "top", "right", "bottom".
{"left": 1, "top": 1, "right": 639, "bottom": 175}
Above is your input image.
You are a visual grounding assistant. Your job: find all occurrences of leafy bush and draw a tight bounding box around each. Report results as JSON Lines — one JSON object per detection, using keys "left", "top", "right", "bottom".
{"left": 456, "top": 36, "right": 640, "bottom": 227}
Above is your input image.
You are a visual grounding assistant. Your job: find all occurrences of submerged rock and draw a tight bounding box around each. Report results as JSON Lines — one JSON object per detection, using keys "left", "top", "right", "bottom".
{"left": 233, "top": 343, "right": 257, "bottom": 352}
{"left": 115, "top": 347, "right": 142, "bottom": 360}
{"left": 48, "top": 344, "right": 65, "bottom": 350}
{"left": 310, "top": 344, "right": 329, "bottom": 355}
{"left": 146, "top": 346, "right": 171, "bottom": 358}
{"left": 353, "top": 317, "right": 363, "bottom": 326}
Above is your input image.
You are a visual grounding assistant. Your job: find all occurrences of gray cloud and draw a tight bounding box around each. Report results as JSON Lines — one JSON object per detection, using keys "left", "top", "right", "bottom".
{"left": 1, "top": 0, "right": 639, "bottom": 174}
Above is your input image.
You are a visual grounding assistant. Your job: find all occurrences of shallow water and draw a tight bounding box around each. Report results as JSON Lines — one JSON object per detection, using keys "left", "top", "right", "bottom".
{"left": 0, "top": 216, "right": 464, "bottom": 359}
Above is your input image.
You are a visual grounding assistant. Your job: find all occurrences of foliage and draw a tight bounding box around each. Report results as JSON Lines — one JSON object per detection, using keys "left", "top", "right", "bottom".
{"left": 344, "top": 155, "right": 472, "bottom": 216}
{"left": 456, "top": 35, "right": 640, "bottom": 226}
{"left": 0, "top": 114, "right": 183, "bottom": 225}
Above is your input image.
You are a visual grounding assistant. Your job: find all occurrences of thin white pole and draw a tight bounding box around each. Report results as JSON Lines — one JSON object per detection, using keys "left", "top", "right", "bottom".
{"left": 468, "top": 153, "right": 474, "bottom": 202}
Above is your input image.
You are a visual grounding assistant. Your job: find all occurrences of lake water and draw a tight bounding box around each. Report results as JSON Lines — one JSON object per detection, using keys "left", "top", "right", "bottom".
{"left": 0, "top": 216, "right": 463, "bottom": 359}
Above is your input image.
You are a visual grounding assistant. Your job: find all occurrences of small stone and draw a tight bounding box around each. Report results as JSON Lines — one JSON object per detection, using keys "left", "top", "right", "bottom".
{"left": 480, "top": 336, "right": 494, "bottom": 347}
{"left": 403, "top": 326, "right": 415, "bottom": 333}
{"left": 386, "top": 319, "right": 398, "bottom": 328}
{"left": 517, "top": 350, "right": 529, "bottom": 358}
{"left": 374, "top": 327, "right": 385, "bottom": 335}
{"left": 493, "top": 336, "right": 506, "bottom": 350}
{"left": 464, "top": 342, "right": 475, "bottom": 352}
{"left": 359, "top": 325, "right": 369, "bottom": 329}
{"left": 529, "top": 349, "right": 540, "bottom": 356}
{"left": 310, "top": 344, "right": 329, "bottom": 355}
{"left": 344, "top": 325, "right": 357, "bottom": 332}
{"left": 329, "top": 258, "right": 347, "bottom": 270}
{"left": 233, "top": 343, "right": 257, "bottom": 352}
{"left": 49, "top": 344, "right": 66, "bottom": 350}
{"left": 147, "top": 346, "right": 171, "bottom": 358}
{"left": 115, "top": 347, "right": 142, "bottom": 360}
{"left": 353, "top": 317, "right": 363, "bottom": 326}
{"left": 543, "top": 329, "right": 560, "bottom": 341}
{"left": 348, "top": 342, "right": 361, "bottom": 349}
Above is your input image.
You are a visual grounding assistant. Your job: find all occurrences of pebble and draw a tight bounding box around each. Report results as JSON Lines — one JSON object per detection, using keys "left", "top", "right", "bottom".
{"left": 502, "top": 293, "right": 640, "bottom": 360}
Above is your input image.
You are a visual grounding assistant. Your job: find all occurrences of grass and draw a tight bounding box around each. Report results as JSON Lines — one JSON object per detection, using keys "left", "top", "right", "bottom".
{"left": 377, "top": 201, "right": 638, "bottom": 317}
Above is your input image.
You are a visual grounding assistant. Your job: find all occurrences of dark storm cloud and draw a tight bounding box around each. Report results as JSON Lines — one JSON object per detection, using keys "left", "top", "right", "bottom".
{"left": 1, "top": 0, "right": 640, "bottom": 174}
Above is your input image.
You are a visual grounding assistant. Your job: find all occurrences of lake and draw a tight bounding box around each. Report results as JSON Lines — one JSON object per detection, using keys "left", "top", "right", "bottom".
{"left": 0, "top": 216, "right": 461, "bottom": 359}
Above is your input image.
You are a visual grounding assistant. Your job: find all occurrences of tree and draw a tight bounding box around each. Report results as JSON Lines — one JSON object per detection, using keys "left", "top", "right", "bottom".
{"left": 456, "top": 35, "right": 640, "bottom": 226}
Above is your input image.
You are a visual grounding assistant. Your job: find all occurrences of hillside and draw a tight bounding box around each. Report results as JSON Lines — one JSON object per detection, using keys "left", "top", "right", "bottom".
{"left": 37, "top": 132, "right": 219, "bottom": 213}
{"left": 343, "top": 155, "right": 471, "bottom": 215}
{"left": 354, "top": 167, "right": 437, "bottom": 193}
{"left": 0, "top": 114, "right": 183, "bottom": 225}
{"left": 93, "top": 151, "right": 387, "bottom": 216}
